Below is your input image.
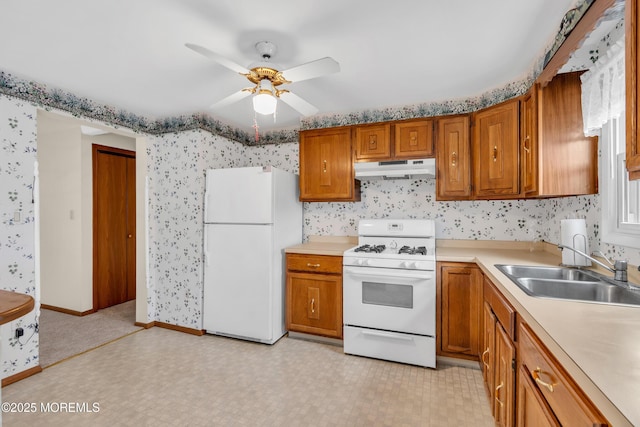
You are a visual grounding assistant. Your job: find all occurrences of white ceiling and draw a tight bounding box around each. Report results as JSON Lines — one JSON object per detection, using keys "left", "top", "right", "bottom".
{"left": 0, "top": 0, "right": 580, "bottom": 133}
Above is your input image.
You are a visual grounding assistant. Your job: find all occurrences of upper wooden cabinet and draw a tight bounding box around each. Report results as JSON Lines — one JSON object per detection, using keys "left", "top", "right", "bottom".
{"left": 626, "top": 0, "right": 640, "bottom": 180}
{"left": 436, "top": 115, "right": 472, "bottom": 200}
{"left": 354, "top": 119, "right": 435, "bottom": 162}
{"left": 394, "top": 119, "right": 435, "bottom": 158}
{"left": 354, "top": 123, "right": 391, "bottom": 161}
{"left": 473, "top": 99, "right": 521, "bottom": 199}
{"left": 532, "top": 72, "right": 598, "bottom": 197}
{"left": 520, "top": 89, "right": 538, "bottom": 195}
{"left": 299, "top": 127, "right": 361, "bottom": 202}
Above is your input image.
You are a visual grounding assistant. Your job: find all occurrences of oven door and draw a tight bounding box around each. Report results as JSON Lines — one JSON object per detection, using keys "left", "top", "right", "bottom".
{"left": 343, "top": 265, "right": 435, "bottom": 336}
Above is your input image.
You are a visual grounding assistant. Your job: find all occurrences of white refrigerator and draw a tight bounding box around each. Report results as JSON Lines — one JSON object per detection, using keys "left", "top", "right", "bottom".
{"left": 203, "top": 166, "right": 302, "bottom": 344}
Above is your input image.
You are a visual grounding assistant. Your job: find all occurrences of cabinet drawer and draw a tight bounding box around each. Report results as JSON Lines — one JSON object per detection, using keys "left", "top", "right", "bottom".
{"left": 286, "top": 254, "right": 343, "bottom": 274}
{"left": 518, "top": 323, "right": 608, "bottom": 426}
{"left": 484, "top": 277, "right": 516, "bottom": 340}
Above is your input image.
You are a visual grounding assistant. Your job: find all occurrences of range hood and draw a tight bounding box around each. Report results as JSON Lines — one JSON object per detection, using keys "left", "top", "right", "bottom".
{"left": 354, "top": 158, "right": 436, "bottom": 179}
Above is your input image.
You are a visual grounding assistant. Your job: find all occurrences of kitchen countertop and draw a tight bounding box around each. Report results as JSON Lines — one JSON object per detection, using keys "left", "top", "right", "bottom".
{"left": 285, "top": 235, "right": 357, "bottom": 256}
{"left": 436, "top": 240, "right": 639, "bottom": 427}
{"left": 0, "top": 290, "right": 34, "bottom": 325}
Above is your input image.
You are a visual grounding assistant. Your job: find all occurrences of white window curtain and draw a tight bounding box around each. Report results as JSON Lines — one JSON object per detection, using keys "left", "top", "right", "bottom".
{"left": 580, "top": 39, "right": 625, "bottom": 136}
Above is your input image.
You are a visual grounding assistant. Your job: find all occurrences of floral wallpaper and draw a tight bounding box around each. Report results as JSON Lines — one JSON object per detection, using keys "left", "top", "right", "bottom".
{"left": 0, "top": 94, "right": 39, "bottom": 379}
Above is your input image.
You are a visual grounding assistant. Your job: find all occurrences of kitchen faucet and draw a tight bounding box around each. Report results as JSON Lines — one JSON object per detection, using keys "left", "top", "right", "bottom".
{"left": 557, "top": 244, "right": 628, "bottom": 282}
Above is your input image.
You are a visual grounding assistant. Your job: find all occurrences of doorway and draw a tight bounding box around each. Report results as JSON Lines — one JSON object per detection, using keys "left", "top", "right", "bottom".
{"left": 93, "top": 144, "right": 136, "bottom": 309}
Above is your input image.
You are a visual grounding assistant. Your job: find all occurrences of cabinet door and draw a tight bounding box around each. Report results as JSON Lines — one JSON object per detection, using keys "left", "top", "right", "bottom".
{"left": 355, "top": 123, "right": 391, "bottom": 161}
{"left": 286, "top": 271, "right": 342, "bottom": 338}
{"left": 436, "top": 115, "right": 471, "bottom": 200}
{"left": 473, "top": 100, "right": 520, "bottom": 198}
{"left": 439, "top": 263, "right": 482, "bottom": 359}
{"left": 520, "top": 89, "right": 538, "bottom": 195}
{"left": 494, "top": 323, "right": 515, "bottom": 427}
{"left": 299, "top": 127, "right": 360, "bottom": 202}
{"left": 482, "top": 301, "right": 496, "bottom": 410}
{"left": 394, "top": 119, "right": 434, "bottom": 159}
{"left": 626, "top": 0, "right": 640, "bottom": 180}
{"left": 517, "top": 366, "right": 560, "bottom": 427}
{"left": 537, "top": 72, "right": 598, "bottom": 196}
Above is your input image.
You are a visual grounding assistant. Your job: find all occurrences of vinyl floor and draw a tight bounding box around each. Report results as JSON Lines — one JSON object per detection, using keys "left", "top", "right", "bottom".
{"left": 3, "top": 328, "right": 494, "bottom": 426}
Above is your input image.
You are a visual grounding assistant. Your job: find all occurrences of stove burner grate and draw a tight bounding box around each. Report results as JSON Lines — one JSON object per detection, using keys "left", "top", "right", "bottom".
{"left": 354, "top": 244, "right": 386, "bottom": 253}
{"left": 398, "top": 246, "right": 427, "bottom": 255}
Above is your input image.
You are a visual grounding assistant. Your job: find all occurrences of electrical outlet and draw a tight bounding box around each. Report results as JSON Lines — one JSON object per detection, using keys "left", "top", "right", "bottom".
{"left": 15, "top": 328, "right": 24, "bottom": 339}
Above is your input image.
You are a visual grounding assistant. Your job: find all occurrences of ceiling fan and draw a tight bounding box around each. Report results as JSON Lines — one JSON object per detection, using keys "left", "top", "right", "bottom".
{"left": 185, "top": 41, "right": 340, "bottom": 117}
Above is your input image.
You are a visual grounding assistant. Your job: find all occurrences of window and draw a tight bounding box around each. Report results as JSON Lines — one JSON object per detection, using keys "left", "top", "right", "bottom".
{"left": 600, "top": 117, "right": 640, "bottom": 248}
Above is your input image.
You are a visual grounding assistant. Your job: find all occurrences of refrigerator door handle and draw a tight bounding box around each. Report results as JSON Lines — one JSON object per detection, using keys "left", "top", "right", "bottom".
{"left": 204, "top": 191, "right": 209, "bottom": 223}
{"left": 204, "top": 227, "right": 210, "bottom": 267}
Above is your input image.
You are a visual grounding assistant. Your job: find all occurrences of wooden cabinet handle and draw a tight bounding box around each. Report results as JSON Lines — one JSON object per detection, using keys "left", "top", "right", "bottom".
{"left": 310, "top": 298, "right": 315, "bottom": 313}
{"left": 481, "top": 347, "right": 490, "bottom": 369}
{"left": 493, "top": 145, "right": 498, "bottom": 162}
{"left": 495, "top": 382, "right": 504, "bottom": 407}
{"left": 451, "top": 151, "right": 457, "bottom": 167}
{"left": 323, "top": 160, "right": 327, "bottom": 173}
{"left": 306, "top": 263, "right": 321, "bottom": 268}
{"left": 532, "top": 367, "right": 555, "bottom": 392}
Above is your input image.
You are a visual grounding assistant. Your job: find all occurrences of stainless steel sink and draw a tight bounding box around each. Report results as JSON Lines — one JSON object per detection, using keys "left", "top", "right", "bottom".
{"left": 495, "top": 264, "right": 640, "bottom": 307}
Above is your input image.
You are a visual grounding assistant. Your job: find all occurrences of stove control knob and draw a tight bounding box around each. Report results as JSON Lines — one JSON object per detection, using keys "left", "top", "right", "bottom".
{"left": 403, "top": 261, "right": 417, "bottom": 269}
{"left": 362, "top": 259, "right": 370, "bottom": 266}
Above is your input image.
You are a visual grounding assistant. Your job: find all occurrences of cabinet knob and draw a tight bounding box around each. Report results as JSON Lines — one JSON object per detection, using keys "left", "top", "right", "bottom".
{"left": 493, "top": 145, "right": 498, "bottom": 162}
{"left": 451, "top": 151, "right": 457, "bottom": 167}
{"left": 323, "top": 160, "right": 327, "bottom": 173}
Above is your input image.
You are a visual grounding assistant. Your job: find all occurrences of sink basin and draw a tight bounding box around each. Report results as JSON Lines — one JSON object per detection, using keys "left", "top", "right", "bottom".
{"left": 497, "top": 265, "right": 599, "bottom": 282}
{"left": 495, "top": 264, "right": 640, "bottom": 307}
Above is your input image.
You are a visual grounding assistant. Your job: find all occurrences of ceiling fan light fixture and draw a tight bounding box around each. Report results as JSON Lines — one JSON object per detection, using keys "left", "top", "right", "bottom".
{"left": 253, "top": 80, "right": 277, "bottom": 115}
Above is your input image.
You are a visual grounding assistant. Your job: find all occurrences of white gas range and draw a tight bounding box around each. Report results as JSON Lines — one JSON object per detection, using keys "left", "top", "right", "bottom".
{"left": 342, "top": 219, "right": 436, "bottom": 368}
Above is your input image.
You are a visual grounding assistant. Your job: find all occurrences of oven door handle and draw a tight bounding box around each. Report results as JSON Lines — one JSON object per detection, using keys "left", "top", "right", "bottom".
{"left": 361, "top": 330, "right": 414, "bottom": 341}
{"left": 343, "top": 266, "right": 432, "bottom": 280}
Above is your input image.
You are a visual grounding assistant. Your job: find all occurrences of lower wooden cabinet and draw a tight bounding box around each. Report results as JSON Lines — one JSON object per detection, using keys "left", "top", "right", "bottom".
{"left": 285, "top": 254, "right": 343, "bottom": 339}
{"left": 482, "top": 277, "right": 517, "bottom": 427}
{"left": 517, "top": 365, "right": 560, "bottom": 427}
{"left": 517, "top": 321, "right": 608, "bottom": 426}
{"left": 437, "top": 262, "right": 482, "bottom": 360}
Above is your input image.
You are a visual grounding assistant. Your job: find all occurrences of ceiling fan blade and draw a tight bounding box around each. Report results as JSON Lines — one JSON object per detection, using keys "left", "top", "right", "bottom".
{"left": 281, "top": 57, "right": 340, "bottom": 83}
{"left": 185, "top": 43, "right": 250, "bottom": 75}
{"left": 278, "top": 91, "right": 319, "bottom": 116}
{"left": 209, "top": 89, "right": 252, "bottom": 110}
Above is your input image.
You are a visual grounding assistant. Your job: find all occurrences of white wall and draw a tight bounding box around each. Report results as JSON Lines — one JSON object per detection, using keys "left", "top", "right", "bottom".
{"left": 37, "top": 112, "right": 86, "bottom": 311}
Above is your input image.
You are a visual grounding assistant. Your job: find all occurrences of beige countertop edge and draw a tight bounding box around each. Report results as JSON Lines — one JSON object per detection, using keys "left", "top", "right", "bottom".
{"left": 438, "top": 246, "right": 637, "bottom": 427}
{"left": 285, "top": 236, "right": 357, "bottom": 256}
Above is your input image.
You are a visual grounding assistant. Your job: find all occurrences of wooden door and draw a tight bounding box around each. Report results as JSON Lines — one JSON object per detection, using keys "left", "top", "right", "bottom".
{"left": 93, "top": 144, "right": 136, "bottom": 310}
{"left": 494, "top": 323, "right": 516, "bottom": 427}
{"left": 473, "top": 100, "right": 520, "bottom": 198}
{"left": 436, "top": 115, "right": 471, "bottom": 200}
{"left": 482, "top": 301, "right": 496, "bottom": 409}
{"left": 439, "top": 263, "right": 482, "bottom": 358}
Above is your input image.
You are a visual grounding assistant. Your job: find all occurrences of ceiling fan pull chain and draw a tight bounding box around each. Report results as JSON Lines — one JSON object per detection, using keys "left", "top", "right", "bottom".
{"left": 253, "top": 115, "right": 260, "bottom": 142}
